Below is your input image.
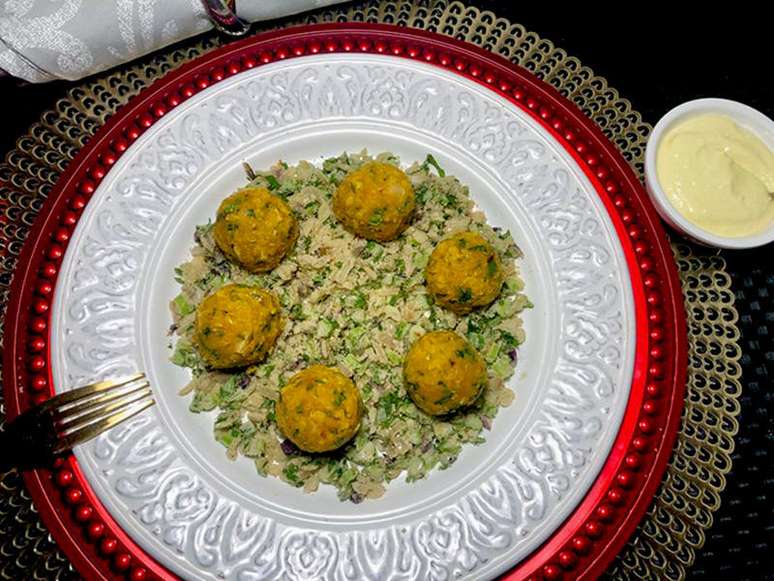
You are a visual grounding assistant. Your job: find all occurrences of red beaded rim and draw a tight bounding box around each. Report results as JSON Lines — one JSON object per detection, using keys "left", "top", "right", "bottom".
{"left": 2, "top": 24, "right": 686, "bottom": 581}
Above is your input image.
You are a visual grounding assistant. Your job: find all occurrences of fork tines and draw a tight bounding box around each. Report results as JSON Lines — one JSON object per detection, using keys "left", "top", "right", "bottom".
{"left": 44, "top": 373, "right": 154, "bottom": 453}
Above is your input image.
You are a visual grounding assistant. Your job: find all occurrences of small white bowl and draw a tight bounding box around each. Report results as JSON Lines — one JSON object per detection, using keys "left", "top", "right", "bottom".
{"left": 644, "top": 98, "right": 774, "bottom": 249}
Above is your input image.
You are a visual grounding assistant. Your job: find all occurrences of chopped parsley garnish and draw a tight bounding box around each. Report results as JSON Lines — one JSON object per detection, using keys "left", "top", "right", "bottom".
{"left": 369, "top": 208, "right": 386, "bottom": 226}
{"left": 457, "top": 288, "right": 473, "bottom": 303}
{"left": 352, "top": 292, "right": 367, "bottom": 309}
{"left": 440, "top": 194, "right": 458, "bottom": 208}
{"left": 500, "top": 330, "right": 519, "bottom": 349}
{"left": 283, "top": 463, "right": 303, "bottom": 486}
{"left": 289, "top": 303, "right": 305, "bottom": 320}
{"left": 389, "top": 289, "right": 407, "bottom": 305}
{"left": 414, "top": 185, "right": 429, "bottom": 205}
{"left": 486, "top": 256, "right": 498, "bottom": 278}
{"left": 378, "top": 391, "right": 405, "bottom": 422}
{"left": 312, "top": 267, "right": 330, "bottom": 286}
{"left": 364, "top": 240, "right": 383, "bottom": 259}
{"left": 261, "top": 396, "right": 277, "bottom": 422}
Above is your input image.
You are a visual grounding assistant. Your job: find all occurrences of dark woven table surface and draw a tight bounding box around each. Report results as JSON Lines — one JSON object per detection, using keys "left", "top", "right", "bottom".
{"left": 711, "top": 256, "right": 772, "bottom": 579}
{"left": 0, "top": 5, "right": 771, "bottom": 579}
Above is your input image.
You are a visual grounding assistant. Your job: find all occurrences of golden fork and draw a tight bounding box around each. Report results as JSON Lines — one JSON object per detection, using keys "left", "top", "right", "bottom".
{"left": 0, "top": 373, "right": 154, "bottom": 471}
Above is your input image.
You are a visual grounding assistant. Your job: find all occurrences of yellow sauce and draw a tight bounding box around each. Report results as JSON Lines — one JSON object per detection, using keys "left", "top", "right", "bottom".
{"left": 656, "top": 114, "right": 774, "bottom": 237}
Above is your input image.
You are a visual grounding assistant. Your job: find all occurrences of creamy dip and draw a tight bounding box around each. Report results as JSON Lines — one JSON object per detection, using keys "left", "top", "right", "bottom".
{"left": 656, "top": 114, "right": 774, "bottom": 237}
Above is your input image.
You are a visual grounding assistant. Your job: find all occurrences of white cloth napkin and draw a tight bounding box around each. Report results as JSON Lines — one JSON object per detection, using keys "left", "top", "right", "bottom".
{"left": 0, "top": 1, "right": 345, "bottom": 83}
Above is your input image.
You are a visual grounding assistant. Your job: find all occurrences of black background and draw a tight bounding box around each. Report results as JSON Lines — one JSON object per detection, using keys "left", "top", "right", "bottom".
{"left": 0, "top": 4, "right": 771, "bottom": 579}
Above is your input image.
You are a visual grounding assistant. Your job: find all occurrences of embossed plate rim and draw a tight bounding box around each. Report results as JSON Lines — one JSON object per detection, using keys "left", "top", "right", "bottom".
{"left": 2, "top": 23, "right": 686, "bottom": 581}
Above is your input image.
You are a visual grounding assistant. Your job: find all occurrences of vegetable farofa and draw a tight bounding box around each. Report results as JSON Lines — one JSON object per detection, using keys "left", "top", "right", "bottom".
{"left": 169, "top": 151, "right": 532, "bottom": 502}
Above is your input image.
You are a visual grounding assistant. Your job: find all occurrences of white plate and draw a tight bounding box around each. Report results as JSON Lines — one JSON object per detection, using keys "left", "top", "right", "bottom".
{"left": 51, "top": 54, "right": 634, "bottom": 580}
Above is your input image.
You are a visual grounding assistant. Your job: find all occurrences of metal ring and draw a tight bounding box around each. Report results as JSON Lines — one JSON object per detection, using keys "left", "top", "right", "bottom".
{"left": 201, "top": 0, "right": 251, "bottom": 37}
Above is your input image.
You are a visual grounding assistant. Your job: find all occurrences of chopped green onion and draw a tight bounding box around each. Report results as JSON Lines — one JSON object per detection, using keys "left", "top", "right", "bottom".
{"left": 346, "top": 326, "right": 367, "bottom": 350}
{"left": 316, "top": 318, "right": 338, "bottom": 338}
{"left": 265, "top": 175, "right": 280, "bottom": 190}
{"left": 386, "top": 350, "right": 402, "bottom": 366}
{"left": 343, "top": 353, "right": 361, "bottom": 372}
{"left": 173, "top": 293, "right": 194, "bottom": 316}
{"left": 505, "top": 276, "right": 524, "bottom": 292}
{"left": 492, "top": 355, "right": 513, "bottom": 378}
{"left": 425, "top": 154, "right": 446, "bottom": 177}
{"left": 242, "top": 161, "right": 257, "bottom": 181}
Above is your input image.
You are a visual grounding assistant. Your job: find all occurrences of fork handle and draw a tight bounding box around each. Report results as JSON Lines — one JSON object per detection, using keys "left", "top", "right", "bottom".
{"left": 0, "top": 410, "right": 60, "bottom": 471}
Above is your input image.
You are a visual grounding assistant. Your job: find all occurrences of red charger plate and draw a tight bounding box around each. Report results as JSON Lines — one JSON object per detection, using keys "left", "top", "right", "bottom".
{"left": 2, "top": 23, "right": 686, "bottom": 581}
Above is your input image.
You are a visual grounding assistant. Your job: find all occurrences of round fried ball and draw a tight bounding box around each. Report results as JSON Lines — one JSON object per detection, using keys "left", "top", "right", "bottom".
{"left": 195, "top": 284, "right": 283, "bottom": 369}
{"left": 276, "top": 365, "right": 363, "bottom": 453}
{"left": 213, "top": 186, "right": 298, "bottom": 273}
{"left": 403, "top": 330, "right": 487, "bottom": 416}
{"left": 426, "top": 230, "right": 504, "bottom": 314}
{"left": 332, "top": 161, "right": 415, "bottom": 241}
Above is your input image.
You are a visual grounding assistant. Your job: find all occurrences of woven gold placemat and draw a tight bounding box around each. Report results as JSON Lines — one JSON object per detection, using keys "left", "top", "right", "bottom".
{"left": 0, "top": 2, "right": 742, "bottom": 579}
